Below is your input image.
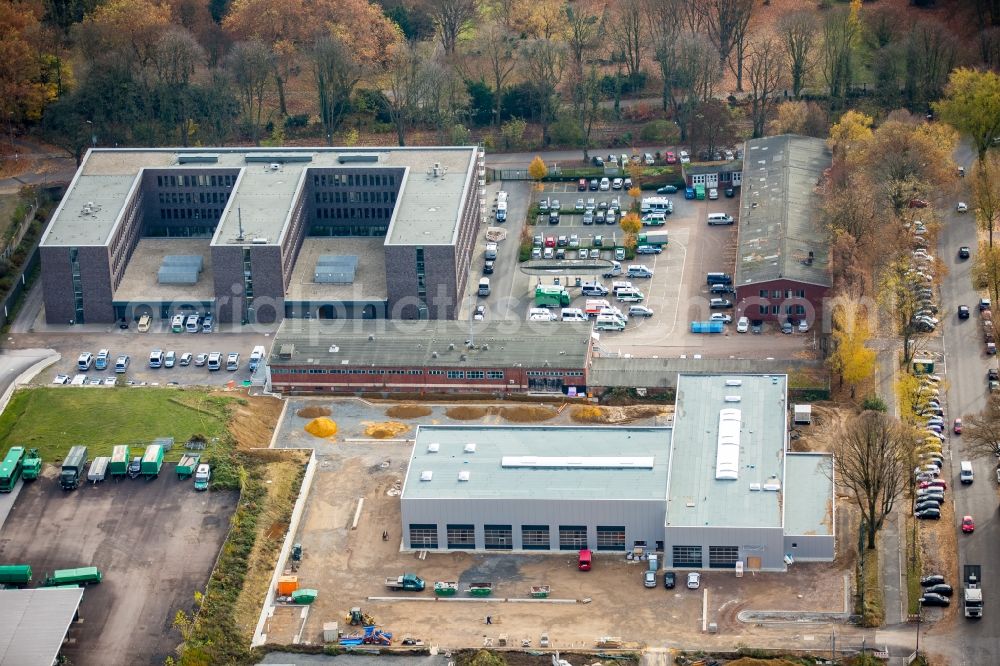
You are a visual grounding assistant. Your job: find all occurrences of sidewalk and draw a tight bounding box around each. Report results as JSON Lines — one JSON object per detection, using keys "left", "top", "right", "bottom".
{"left": 876, "top": 341, "right": 905, "bottom": 626}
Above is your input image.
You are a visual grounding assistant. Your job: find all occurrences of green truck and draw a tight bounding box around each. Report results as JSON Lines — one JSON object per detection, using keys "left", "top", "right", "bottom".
{"left": 176, "top": 454, "right": 201, "bottom": 480}
{"left": 193, "top": 463, "right": 211, "bottom": 491}
{"left": 21, "top": 448, "right": 41, "bottom": 481}
{"left": 41, "top": 567, "right": 102, "bottom": 587}
{"left": 108, "top": 445, "right": 130, "bottom": 477}
{"left": 535, "top": 285, "right": 571, "bottom": 308}
{"left": 0, "top": 564, "right": 32, "bottom": 587}
{"left": 141, "top": 444, "right": 164, "bottom": 479}
{"left": 60, "top": 446, "right": 88, "bottom": 491}
{"left": 384, "top": 573, "right": 425, "bottom": 591}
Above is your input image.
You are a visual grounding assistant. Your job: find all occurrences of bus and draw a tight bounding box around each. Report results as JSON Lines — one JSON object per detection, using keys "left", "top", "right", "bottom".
{"left": 0, "top": 446, "right": 25, "bottom": 492}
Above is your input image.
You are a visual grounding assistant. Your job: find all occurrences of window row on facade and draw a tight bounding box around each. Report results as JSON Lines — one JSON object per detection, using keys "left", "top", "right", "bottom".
{"left": 526, "top": 370, "right": 585, "bottom": 377}
{"left": 158, "top": 207, "right": 223, "bottom": 221}
{"left": 157, "top": 191, "right": 231, "bottom": 205}
{"left": 759, "top": 289, "right": 807, "bottom": 299}
{"left": 749, "top": 304, "right": 808, "bottom": 316}
{"left": 408, "top": 523, "right": 627, "bottom": 551}
{"left": 314, "top": 190, "right": 397, "bottom": 205}
{"left": 672, "top": 545, "right": 740, "bottom": 569}
{"left": 277, "top": 368, "right": 508, "bottom": 379}
{"left": 315, "top": 207, "right": 394, "bottom": 220}
{"left": 156, "top": 173, "right": 237, "bottom": 188}
{"left": 313, "top": 173, "right": 397, "bottom": 188}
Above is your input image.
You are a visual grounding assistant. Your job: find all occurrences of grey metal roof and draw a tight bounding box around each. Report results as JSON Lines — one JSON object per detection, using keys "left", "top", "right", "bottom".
{"left": 683, "top": 160, "right": 742, "bottom": 175}
{"left": 588, "top": 356, "right": 824, "bottom": 389}
{"left": 783, "top": 453, "right": 834, "bottom": 536}
{"left": 42, "top": 146, "right": 478, "bottom": 248}
{"left": 268, "top": 320, "right": 592, "bottom": 369}
{"left": 735, "top": 135, "right": 832, "bottom": 288}
{"left": 0, "top": 588, "right": 84, "bottom": 666}
{"left": 666, "top": 374, "right": 788, "bottom": 529}
{"left": 402, "top": 425, "right": 671, "bottom": 501}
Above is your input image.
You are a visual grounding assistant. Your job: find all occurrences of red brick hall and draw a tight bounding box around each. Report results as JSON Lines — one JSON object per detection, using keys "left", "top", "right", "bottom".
{"left": 265, "top": 320, "right": 594, "bottom": 395}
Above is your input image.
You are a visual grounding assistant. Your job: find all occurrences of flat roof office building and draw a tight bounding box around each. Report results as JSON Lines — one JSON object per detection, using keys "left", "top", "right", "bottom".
{"left": 399, "top": 374, "right": 835, "bottom": 572}
{"left": 40, "top": 147, "right": 483, "bottom": 325}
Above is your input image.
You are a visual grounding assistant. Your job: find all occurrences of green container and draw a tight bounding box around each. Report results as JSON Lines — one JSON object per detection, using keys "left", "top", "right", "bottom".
{"left": 434, "top": 581, "right": 457, "bottom": 596}
{"left": 0, "top": 564, "right": 32, "bottom": 585}
{"left": 291, "top": 588, "right": 318, "bottom": 604}
{"left": 176, "top": 454, "right": 201, "bottom": 479}
{"left": 108, "top": 445, "right": 130, "bottom": 477}
{"left": 468, "top": 583, "right": 493, "bottom": 597}
{"left": 43, "top": 566, "right": 102, "bottom": 587}
{"left": 22, "top": 449, "right": 42, "bottom": 480}
{"left": 141, "top": 444, "right": 164, "bottom": 478}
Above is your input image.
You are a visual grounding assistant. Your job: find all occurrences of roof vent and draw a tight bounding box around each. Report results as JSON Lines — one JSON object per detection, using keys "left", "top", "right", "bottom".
{"left": 763, "top": 476, "right": 781, "bottom": 491}
{"left": 724, "top": 395, "right": 741, "bottom": 402}
{"left": 269, "top": 163, "right": 281, "bottom": 171}
{"left": 749, "top": 483, "right": 762, "bottom": 491}
{"left": 368, "top": 335, "right": 375, "bottom": 341}
{"left": 725, "top": 379, "right": 743, "bottom": 386}
{"left": 460, "top": 354, "right": 467, "bottom": 361}
{"left": 464, "top": 443, "right": 477, "bottom": 453}
{"left": 482, "top": 344, "right": 489, "bottom": 351}
{"left": 431, "top": 351, "right": 438, "bottom": 358}
{"left": 251, "top": 237, "right": 268, "bottom": 244}
{"left": 427, "top": 443, "right": 440, "bottom": 453}
{"left": 448, "top": 343, "right": 455, "bottom": 351}
{"left": 419, "top": 471, "right": 433, "bottom": 481}
{"left": 328, "top": 345, "right": 339, "bottom": 353}
{"left": 457, "top": 470, "right": 470, "bottom": 481}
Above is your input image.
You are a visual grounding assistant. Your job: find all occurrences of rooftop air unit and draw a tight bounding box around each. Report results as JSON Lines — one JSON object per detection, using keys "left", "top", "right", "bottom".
{"left": 457, "top": 471, "right": 470, "bottom": 482}
{"left": 419, "top": 471, "right": 433, "bottom": 481}
{"left": 763, "top": 477, "right": 781, "bottom": 491}
{"left": 725, "top": 379, "right": 743, "bottom": 386}
{"left": 724, "top": 395, "right": 741, "bottom": 402}
{"left": 749, "top": 483, "right": 762, "bottom": 491}
{"left": 427, "top": 443, "right": 440, "bottom": 453}
{"left": 463, "top": 443, "right": 477, "bottom": 453}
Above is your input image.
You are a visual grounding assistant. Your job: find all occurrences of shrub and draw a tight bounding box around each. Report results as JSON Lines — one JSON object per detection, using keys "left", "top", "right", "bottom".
{"left": 862, "top": 395, "right": 887, "bottom": 412}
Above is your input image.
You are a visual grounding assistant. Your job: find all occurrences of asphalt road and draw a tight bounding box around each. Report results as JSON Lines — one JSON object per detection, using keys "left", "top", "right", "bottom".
{"left": 939, "top": 144, "right": 1000, "bottom": 664}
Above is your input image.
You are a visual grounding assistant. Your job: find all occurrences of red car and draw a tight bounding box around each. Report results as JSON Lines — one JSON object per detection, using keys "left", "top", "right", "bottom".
{"left": 544, "top": 236, "right": 556, "bottom": 248}
{"left": 919, "top": 480, "right": 947, "bottom": 490}
{"left": 665, "top": 151, "right": 677, "bottom": 164}
{"left": 953, "top": 418, "right": 963, "bottom": 434}
{"left": 578, "top": 178, "right": 588, "bottom": 191}
{"left": 962, "top": 515, "right": 975, "bottom": 533}
{"left": 909, "top": 198, "right": 929, "bottom": 209}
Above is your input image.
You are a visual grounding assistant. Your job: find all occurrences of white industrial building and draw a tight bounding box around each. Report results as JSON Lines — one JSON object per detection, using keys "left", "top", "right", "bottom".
{"left": 399, "top": 374, "right": 834, "bottom": 571}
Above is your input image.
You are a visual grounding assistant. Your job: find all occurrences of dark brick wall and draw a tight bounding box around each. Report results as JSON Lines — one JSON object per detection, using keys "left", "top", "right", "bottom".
{"left": 424, "top": 245, "right": 458, "bottom": 319}
{"left": 79, "top": 246, "right": 115, "bottom": 323}
{"left": 40, "top": 246, "right": 74, "bottom": 324}
{"left": 140, "top": 169, "right": 238, "bottom": 236}
{"left": 249, "top": 245, "right": 284, "bottom": 324}
{"left": 384, "top": 245, "right": 417, "bottom": 319}
{"left": 735, "top": 279, "right": 830, "bottom": 325}
{"left": 211, "top": 245, "right": 244, "bottom": 324}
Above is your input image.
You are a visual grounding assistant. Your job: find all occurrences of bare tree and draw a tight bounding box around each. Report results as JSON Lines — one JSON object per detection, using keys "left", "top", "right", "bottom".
{"left": 778, "top": 10, "right": 817, "bottom": 98}
{"left": 226, "top": 39, "right": 273, "bottom": 145}
{"left": 674, "top": 0, "right": 705, "bottom": 35}
{"left": 521, "top": 38, "right": 566, "bottom": 146}
{"left": 704, "top": 0, "right": 753, "bottom": 90}
{"left": 311, "top": 34, "right": 362, "bottom": 145}
{"left": 822, "top": 6, "right": 861, "bottom": 109}
{"left": 469, "top": 23, "right": 520, "bottom": 127}
{"left": 661, "top": 32, "right": 717, "bottom": 142}
{"left": 383, "top": 42, "right": 423, "bottom": 146}
{"left": 609, "top": 0, "right": 645, "bottom": 79}
{"left": 980, "top": 27, "right": 1000, "bottom": 70}
{"left": 962, "top": 396, "right": 1000, "bottom": 460}
{"left": 835, "top": 410, "right": 908, "bottom": 550}
{"left": 153, "top": 28, "right": 206, "bottom": 145}
{"left": 428, "top": 0, "right": 480, "bottom": 57}
{"left": 903, "top": 19, "right": 959, "bottom": 111}
{"left": 974, "top": 153, "right": 1000, "bottom": 247}
{"left": 745, "top": 36, "right": 785, "bottom": 138}
{"left": 644, "top": 0, "right": 682, "bottom": 112}
{"left": 564, "top": 3, "right": 604, "bottom": 159}
{"left": 419, "top": 51, "right": 469, "bottom": 143}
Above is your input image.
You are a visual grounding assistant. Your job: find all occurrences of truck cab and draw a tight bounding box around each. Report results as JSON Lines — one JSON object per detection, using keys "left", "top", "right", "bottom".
{"left": 193, "top": 463, "right": 211, "bottom": 490}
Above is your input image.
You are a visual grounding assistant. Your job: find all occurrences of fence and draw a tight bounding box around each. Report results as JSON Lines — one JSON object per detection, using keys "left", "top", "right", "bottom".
{"left": 1, "top": 202, "right": 37, "bottom": 262}
{"left": 0, "top": 245, "right": 40, "bottom": 329}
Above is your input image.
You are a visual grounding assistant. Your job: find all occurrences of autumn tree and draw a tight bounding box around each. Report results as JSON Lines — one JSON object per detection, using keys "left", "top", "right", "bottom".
{"left": 962, "top": 396, "right": 1000, "bottom": 460}
{"left": 827, "top": 109, "right": 873, "bottom": 162}
{"left": 972, "top": 153, "right": 1000, "bottom": 247}
{"left": 972, "top": 243, "right": 1000, "bottom": 311}
{"left": 821, "top": 1, "right": 862, "bottom": 109}
{"left": 687, "top": 99, "right": 739, "bottom": 160}
{"left": 467, "top": 22, "right": 520, "bottom": 128}
{"left": 880, "top": 258, "right": 928, "bottom": 367}
{"left": 609, "top": 0, "right": 644, "bottom": 79}
{"left": 0, "top": 1, "right": 47, "bottom": 129}
{"left": 521, "top": 39, "right": 566, "bottom": 146}
{"left": 933, "top": 68, "right": 1000, "bottom": 161}
{"left": 75, "top": 0, "right": 172, "bottom": 73}
{"left": 152, "top": 27, "right": 206, "bottom": 145}
{"left": 778, "top": 10, "right": 817, "bottom": 98}
{"left": 903, "top": 19, "right": 959, "bottom": 112}
{"left": 745, "top": 36, "right": 785, "bottom": 139}
{"left": 620, "top": 211, "right": 642, "bottom": 236}
{"left": 828, "top": 294, "right": 877, "bottom": 398}
{"left": 528, "top": 155, "right": 548, "bottom": 183}
{"left": 767, "top": 101, "right": 828, "bottom": 138}
{"left": 835, "top": 410, "right": 908, "bottom": 549}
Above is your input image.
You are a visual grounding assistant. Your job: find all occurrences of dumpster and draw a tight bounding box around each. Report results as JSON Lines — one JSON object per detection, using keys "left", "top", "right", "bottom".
{"left": 277, "top": 575, "right": 298, "bottom": 595}
{"left": 176, "top": 454, "right": 201, "bottom": 480}
{"left": 291, "top": 588, "right": 318, "bottom": 604}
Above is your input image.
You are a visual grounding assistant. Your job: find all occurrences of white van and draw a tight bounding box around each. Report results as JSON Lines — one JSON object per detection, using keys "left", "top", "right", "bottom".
{"left": 149, "top": 349, "right": 164, "bottom": 368}
{"left": 616, "top": 288, "right": 645, "bottom": 302}
{"left": 249, "top": 345, "right": 266, "bottom": 370}
{"left": 707, "top": 213, "right": 735, "bottom": 225}
{"left": 626, "top": 265, "right": 654, "bottom": 278}
{"left": 478, "top": 277, "right": 491, "bottom": 297}
{"left": 77, "top": 352, "right": 93, "bottom": 372}
{"left": 496, "top": 201, "right": 508, "bottom": 222}
{"left": 528, "top": 308, "right": 557, "bottom": 321}
{"left": 594, "top": 315, "right": 626, "bottom": 331}
{"left": 226, "top": 352, "right": 240, "bottom": 371}
{"left": 960, "top": 460, "right": 974, "bottom": 484}
{"left": 185, "top": 314, "right": 200, "bottom": 332}
{"left": 561, "top": 308, "right": 588, "bottom": 322}
{"left": 207, "top": 352, "right": 222, "bottom": 371}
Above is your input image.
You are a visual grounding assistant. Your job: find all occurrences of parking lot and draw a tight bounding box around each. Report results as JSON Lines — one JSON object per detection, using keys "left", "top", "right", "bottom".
{"left": 0, "top": 468, "right": 237, "bottom": 666}
{"left": 461, "top": 178, "right": 813, "bottom": 359}
{"left": 262, "top": 398, "right": 852, "bottom": 650}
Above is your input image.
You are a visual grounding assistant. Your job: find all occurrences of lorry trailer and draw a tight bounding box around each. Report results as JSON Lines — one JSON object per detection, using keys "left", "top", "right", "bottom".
{"left": 0, "top": 564, "right": 32, "bottom": 586}
{"left": 0, "top": 446, "right": 25, "bottom": 492}
{"left": 42, "top": 567, "right": 102, "bottom": 587}
{"left": 60, "top": 446, "right": 88, "bottom": 490}
{"left": 176, "top": 454, "right": 201, "bottom": 480}
{"left": 108, "top": 444, "right": 130, "bottom": 477}
{"left": 88, "top": 456, "right": 109, "bottom": 484}
{"left": 141, "top": 444, "right": 164, "bottom": 479}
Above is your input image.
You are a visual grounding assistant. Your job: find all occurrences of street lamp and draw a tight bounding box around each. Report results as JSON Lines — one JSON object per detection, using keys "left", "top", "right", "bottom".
{"left": 85, "top": 120, "right": 96, "bottom": 149}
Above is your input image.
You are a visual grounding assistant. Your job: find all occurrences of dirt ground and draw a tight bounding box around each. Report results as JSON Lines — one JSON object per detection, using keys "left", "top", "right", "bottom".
{"left": 260, "top": 398, "right": 856, "bottom": 652}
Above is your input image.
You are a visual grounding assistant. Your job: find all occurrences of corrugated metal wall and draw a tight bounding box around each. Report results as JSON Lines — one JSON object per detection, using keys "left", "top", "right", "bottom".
{"left": 664, "top": 525, "right": 786, "bottom": 571}
{"left": 784, "top": 534, "right": 835, "bottom": 562}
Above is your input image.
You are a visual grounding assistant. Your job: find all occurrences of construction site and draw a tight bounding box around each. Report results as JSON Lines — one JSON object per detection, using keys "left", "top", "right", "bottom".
{"left": 252, "top": 396, "right": 854, "bottom": 654}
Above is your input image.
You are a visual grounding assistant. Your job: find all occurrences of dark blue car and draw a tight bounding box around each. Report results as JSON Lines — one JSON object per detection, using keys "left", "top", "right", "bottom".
{"left": 685, "top": 186, "right": 695, "bottom": 200}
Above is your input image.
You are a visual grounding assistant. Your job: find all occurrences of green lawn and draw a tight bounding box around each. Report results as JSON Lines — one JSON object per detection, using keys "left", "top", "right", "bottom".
{"left": 0, "top": 387, "right": 236, "bottom": 464}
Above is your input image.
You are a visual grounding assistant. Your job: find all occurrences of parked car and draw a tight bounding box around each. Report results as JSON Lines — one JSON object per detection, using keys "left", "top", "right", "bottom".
{"left": 578, "top": 178, "right": 588, "bottom": 191}
{"left": 179, "top": 352, "right": 193, "bottom": 366}
{"left": 686, "top": 572, "right": 701, "bottom": 589}
{"left": 781, "top": 321, "right": 793, "bottom": 334}
{"left": 644, "top": 570, "right": 657, "bottom": 588}
{"left": 957, "top": 201, "right": 968, "bottom": 213}
{"left": 663, "top": 571, "right": 676, "bottom": 589}
{"left": 665, "top": 151, "right": 677, "bottom": 164}
{"left": 709, "top": 298, "right": 732, "bottom": 309}
{"left": 628, "top": 305, "right": 654, "bottom": 317}
{"left": 710, "top": 313, "right": 732, "bottom": 324}
{"left": 915, "top": 507, "right": 941, "bottom": 519}
{"left": 958, "top": 305, "right": 970, "bottom": 319}
{"left": 962, "top": 515, "right": 975, "bottom": 533}
{"left": 194, "top": 353, "right": 207, "bottom": 366}
{"left": 636, "top": 245, "right": 662, "bottom": 254}
{"left": 959, "top": 246, "right": 971, "bottom": 259}
{"left": 708, "top": 188, "right": 719, "bottom": 200}
{"left": 920, "top": 574, "right": 946, "bottom": 586}
{"left": 725, "top": 187, "right": 735, "bottom": 198}
{"left": 920, "top": 593, "right": 950, "bottom": 607}
{"left": 954, "top": 418, "right": 963, "bottom": 434}
{"left": 925, "top": 583, "right": 953, "bottom": 597}
{"left": 612, "top": 178, "right": 624, "bottom": 190}
{"left": 657, "top": 184, "right": 678, "bottom": 194}
{"left": 737, "top": 316, "right": 749, "bottom": 333}
{"left": 474, "top": 305, "right": 486, "bottom": 321}
{"left": 685, "top": 187, "right": 695, "bottom": 199}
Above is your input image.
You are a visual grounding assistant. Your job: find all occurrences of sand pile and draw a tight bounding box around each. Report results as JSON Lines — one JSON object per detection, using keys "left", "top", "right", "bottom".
{"left": 364, "top": 421, "right": 410, "bottom": 438}
{"left": 297, "top": 406, "right": 331, "bottom": 418}
{"left": 386, "top": 404, "right": 432, "bottom": 419}
{"left": 304, "top": 417, "right": 338, "bottom": 438}
{"left": 570, "top": 405, "right": 669, "bottom": 423}
{"left": 445, "top": 406, "right": 489, "bottom": 420}
{"left": 500, "top": 405, "right": 557, "bottom": 423}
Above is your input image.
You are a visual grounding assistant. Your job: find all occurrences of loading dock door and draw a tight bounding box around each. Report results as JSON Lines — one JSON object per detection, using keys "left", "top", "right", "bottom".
{"left": 747, "top": 556, "right": 761, "bottom": 570}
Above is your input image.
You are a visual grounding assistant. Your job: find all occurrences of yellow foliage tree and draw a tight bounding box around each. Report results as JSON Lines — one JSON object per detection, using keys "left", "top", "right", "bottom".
{"left": 528, "top": 155, "right": 548, "bottom": 184}
{"left": 933, "top": 68, "right": 1000, "bottom": 160}
{"left": 619, "top": 212, "right": 642, "bottom": 235}
{"left": 828, "top": 296, "right": 877, "bottom": 399}
{"left": 973, "top": 153, "right": 1000, "bottom": 247}
{"left": 627, "top": 186, "right": 641, "bottom": 199}
{"left": 827, "top": 109, "right": 873, "bottom": 158}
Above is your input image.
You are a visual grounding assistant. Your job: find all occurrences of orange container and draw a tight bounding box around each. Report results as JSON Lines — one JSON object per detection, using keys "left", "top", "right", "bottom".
{"left": 277, "top": 575, "right": 299, "bottom": 595}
